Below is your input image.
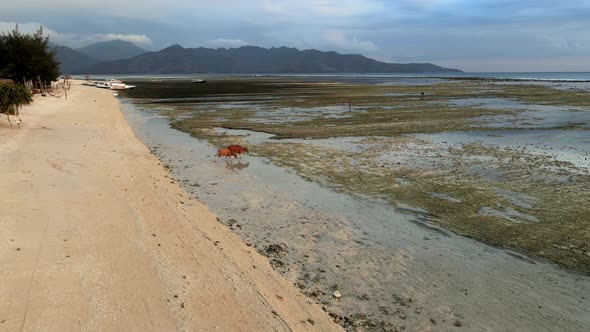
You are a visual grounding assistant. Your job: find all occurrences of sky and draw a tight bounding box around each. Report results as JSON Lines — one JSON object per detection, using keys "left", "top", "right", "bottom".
{"left": 1, "top": 0, "right": 589, "bottom": 72}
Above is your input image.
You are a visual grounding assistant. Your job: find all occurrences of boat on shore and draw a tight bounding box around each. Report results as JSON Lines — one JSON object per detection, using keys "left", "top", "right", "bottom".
{"left": 95, "top": 79, "right": 121, "bottom": 89}
{"left": 110, "top": 83, "right": 136, "bottom": 90}
{"left": 82, "top": 81, "right": 97, "bottom": 87}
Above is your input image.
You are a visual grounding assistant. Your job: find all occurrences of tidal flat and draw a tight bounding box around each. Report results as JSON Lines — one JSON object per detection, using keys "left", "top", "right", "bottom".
{"left": 123, "top": 78, "right": 590, "bottom": 272}
{"left": 121, "top": 77, "right": 590, "bottom": 330}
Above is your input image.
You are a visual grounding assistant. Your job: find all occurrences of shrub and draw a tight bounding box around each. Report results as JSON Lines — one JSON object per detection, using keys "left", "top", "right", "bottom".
{"left": 0, "top": 83, "right": 33, "bottom": 115}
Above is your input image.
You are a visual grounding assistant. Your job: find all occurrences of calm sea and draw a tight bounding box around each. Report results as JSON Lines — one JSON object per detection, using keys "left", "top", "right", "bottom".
{"left": 80, "top": 72, "right": 590, "bottom": 81}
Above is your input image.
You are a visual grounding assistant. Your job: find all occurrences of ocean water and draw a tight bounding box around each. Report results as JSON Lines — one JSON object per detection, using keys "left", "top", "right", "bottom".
{"left": 78, "top": 72, "right": 590, "bottom": 81}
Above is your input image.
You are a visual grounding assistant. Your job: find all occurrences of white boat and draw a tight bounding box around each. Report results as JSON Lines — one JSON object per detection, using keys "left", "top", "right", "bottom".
{"left": 96, "top": 82, "right": 110, "bottom": 89}
{"left": 110, "top": 83, "right": 136, "bottom": 90}
{"left": 192, "top": 79, "right": 207, "bottom": 83}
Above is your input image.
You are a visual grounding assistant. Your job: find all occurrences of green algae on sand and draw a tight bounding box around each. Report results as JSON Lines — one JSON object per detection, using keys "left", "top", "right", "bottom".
{"left": 123, "top": 78, "right": 590, "bottom": 273}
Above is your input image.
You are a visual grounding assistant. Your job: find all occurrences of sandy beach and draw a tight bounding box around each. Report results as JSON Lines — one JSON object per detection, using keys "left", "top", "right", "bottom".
{"left": 0, "top": 82, "right": 341, "bottom": 331}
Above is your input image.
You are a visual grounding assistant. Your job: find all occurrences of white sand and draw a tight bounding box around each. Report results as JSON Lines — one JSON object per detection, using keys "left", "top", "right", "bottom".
{"left": 0, "top": 82, "right": 341, "bottom": 331}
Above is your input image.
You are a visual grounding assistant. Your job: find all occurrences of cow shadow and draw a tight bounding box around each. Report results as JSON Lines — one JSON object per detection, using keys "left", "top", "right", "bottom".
{"left": 226, "top": 161, "right": 250, "bottom": 171}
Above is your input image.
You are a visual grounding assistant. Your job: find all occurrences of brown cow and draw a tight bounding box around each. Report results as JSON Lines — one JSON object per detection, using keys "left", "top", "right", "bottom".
{"left": 216, "top": 148, "right": 237, "bottom": 160}
{"left": 227, "top": 145, "right": 249, "bottom": 157}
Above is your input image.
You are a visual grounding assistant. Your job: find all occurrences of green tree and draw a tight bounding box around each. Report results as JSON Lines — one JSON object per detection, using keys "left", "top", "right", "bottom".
{"left": 0, "top": 83, "right": 33, "bottom": 115}
{"left": 0, "top": 25, "right": 60, "bottom": 84}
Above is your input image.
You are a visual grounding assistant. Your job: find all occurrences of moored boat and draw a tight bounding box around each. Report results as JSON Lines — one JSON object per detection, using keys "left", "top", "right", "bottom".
{"left": 110, "top": 83, "right": 136, "bottom": 90}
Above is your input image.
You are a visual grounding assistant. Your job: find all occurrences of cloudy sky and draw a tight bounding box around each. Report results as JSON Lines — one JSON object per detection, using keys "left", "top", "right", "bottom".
{"left": 1, "top": 0, "right": 589, "bottom": 72}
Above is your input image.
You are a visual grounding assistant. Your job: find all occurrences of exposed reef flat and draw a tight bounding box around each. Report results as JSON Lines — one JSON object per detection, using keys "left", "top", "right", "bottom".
{"left": 123, "top": 78, "right": 590, "bottom": 273}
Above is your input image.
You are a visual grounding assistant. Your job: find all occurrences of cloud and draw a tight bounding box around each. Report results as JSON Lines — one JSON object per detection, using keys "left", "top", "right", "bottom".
{"left": 91, "top": 33, "right": 152, "bottom": 46}
{"left": 2, "top": 1, "right": 590, "bottom": 70}
{"left": 0, "top": 21, "right": 57, "bottom": 36}
{"left": 0, "top": 21, "right": 152, "bottom": 48}
{"left": 203, "top": 38, "right": 249, "bottom": 48}
{"left": 435, "top": 55, "right": 590, "bottom": 73}
{"left": 256, "top": 0, "right": 383, "bottom": 21}
{"left": 261, "top": 1, "right": 284, "bottom": 14}
{"left": 323, "top": 30, "right": 379, "bottom": 53}
{"left": 398, "top": 0, "right": 457, "bottom": 9}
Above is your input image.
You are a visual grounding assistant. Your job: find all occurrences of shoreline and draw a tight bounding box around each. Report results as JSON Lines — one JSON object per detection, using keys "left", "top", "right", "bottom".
{"left": 117, "top": 77, "right": 590, "bottom": 331}
{"left": 120, "top": 92, "right": 590, "bottom": 331}
{"left": 142, "top": 78, "right": 589, "bottom": 272}
{"left": 0, "top": 82, "right": 341, "bottom": 331}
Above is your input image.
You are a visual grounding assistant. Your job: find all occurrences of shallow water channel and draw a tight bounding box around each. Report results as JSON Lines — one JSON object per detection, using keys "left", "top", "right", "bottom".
{"left": 121, "top": 101, "right": 590, "bottom": 331}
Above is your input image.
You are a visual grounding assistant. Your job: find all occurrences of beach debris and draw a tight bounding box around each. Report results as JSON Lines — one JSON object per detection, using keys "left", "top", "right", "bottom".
{"left": 226, "top": 219, "right": 237, "bottom": 228}
{"left": 270, "top": 259, "right": 285, "bottom": 269}
{"left": 263, "top": 243, "right": 288, "bottom": 257}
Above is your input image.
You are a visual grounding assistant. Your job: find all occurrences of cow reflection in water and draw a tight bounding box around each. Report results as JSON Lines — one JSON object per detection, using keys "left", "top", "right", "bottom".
{"left": 226, "top": 161, "right": 249, "bottom": 171}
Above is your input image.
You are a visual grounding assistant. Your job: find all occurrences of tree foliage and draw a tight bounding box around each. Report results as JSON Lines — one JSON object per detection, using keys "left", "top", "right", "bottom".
{"left": 0, "top": 25, "right": 60, "bottom": 84}
{"left": 0, "top": 83, "right": 33, "bottom": 115}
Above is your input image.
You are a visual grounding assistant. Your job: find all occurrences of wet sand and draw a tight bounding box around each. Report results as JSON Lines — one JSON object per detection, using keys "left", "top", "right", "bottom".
{"left": 119, "top": 77, "right": 590, "bottom": 331}
{"left": 0, "top": 82, "right": 341, "bottom": 331}
{"left": 153, "top": 78, "right": 590, "bottom": 272}
{"left": 121, "top": 101, "right": 590, "bottom": 331}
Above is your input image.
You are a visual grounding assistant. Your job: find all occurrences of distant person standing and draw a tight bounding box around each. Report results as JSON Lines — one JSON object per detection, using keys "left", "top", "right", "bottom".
{"left": 348, "top": 97, "right": 352, "bottom": 112}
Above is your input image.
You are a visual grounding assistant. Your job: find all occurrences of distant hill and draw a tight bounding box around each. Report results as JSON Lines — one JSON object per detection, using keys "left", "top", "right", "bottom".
{"left": 51, "top": 45, "right": 98, "bottom": 74}
{"left": 83, "top": 45, "right": 462, "bottom": 74}
{"left": 76, "top": 40, "right": 147, "bottom": 62}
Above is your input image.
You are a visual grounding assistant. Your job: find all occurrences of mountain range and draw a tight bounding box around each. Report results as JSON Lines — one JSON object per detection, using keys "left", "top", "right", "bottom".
{"left": 53, "top": 40, "right": 462, "bottom": 74}
{"left": 52, "top": 40, "right": 147, "bottom": 73}
{"left": 76, "top": 40, "right": 147, "bottom": 62}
